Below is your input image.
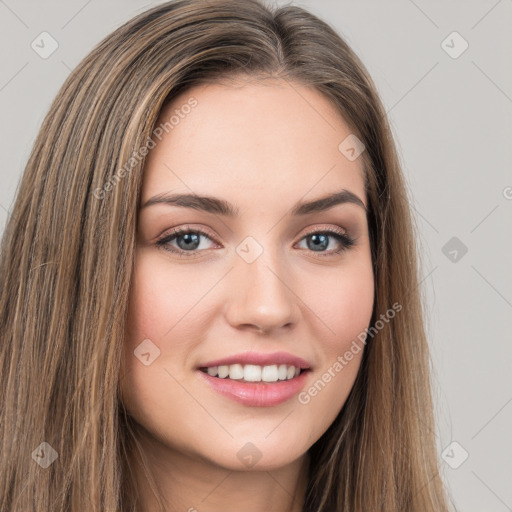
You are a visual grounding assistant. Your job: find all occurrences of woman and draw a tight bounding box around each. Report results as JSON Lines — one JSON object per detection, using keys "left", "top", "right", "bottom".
{"left": 0, "top": 0, "right": 452, "bottom": 510}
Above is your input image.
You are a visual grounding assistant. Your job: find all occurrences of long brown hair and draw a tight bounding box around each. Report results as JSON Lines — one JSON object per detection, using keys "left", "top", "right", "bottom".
{"left": 0, "top": 0, "right": 451, "bottom": 510}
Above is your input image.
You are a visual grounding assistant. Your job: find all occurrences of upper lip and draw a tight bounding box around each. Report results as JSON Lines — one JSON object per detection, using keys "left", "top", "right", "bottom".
{"left": 198, "top": 351, "right": 312, "bottom": 370}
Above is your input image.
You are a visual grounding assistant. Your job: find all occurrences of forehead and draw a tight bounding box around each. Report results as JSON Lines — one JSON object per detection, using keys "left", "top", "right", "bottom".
{"left": 141, "top": 78, "right": 366, "bottom": 206}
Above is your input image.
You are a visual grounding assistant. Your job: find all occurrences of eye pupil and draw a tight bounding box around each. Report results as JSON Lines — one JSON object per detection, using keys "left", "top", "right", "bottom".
{"left": 177, "top": 233, "right": 200, "bottom": 250}
{"left": 307, "top": 234, "right": 328, "bottom": 251}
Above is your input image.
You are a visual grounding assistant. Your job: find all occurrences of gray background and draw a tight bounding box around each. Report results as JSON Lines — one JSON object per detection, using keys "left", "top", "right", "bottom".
{"left": 1, "top": 0, "right": 511, "bottom": 510}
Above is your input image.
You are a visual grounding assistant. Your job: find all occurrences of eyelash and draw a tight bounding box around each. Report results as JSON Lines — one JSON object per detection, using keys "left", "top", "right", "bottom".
{"left": 155, "top": 226, "right": 355, "bottom": 258}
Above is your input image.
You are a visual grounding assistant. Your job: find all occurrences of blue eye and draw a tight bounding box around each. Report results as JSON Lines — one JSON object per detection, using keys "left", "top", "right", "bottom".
{"left": 297, "top": 230, "right": 355, "bottom": 254}
{"left": 156, "top": 228, "right": 216, "bottom": 256}
{"left": 155, "top": 227, "right": 355, "bottom": 257}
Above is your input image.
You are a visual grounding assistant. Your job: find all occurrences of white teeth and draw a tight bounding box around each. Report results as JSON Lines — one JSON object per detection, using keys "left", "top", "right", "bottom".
{"left": 218, "top": 365, "right": 229, "bottom": 378}
{"left": 244, "top": 364, "right": 261, "bottom": 382}
{"left": 202, "top": 363, "right": 303, "bottom": 382}
{"left": 229, "top": 363, "right": 244, "bottom": 380}
{"left": 261, "top": 365, "right": 278, "bottom": 382}
{"left": 207, "top": 366, "right": 218, "bottom": 376}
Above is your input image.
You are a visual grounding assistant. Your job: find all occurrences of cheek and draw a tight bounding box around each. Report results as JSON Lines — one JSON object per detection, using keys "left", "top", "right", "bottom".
{"left": 124, "top": 250, "right": 205, "bottom": 345}
{"left": 331, "top": 274, "right": 374, "bottom": 346}
{"left": 310, "top": 258, "right": 375, "bottom": 352}
{"left": 300, "top": 258, "right": 373, "bottom": 406}
{"left": 120, "top": 253, "right": 200, "bottom": 427}
{"left": 121, "top": 253, "right": 181, "bottom": 399}
{"left": 295, "top": 265, "right": 373, "bottom": 444}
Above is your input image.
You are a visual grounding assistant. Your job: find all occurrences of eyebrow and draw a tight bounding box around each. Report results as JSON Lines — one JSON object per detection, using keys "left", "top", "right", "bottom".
{"left": 140, "top": 189, "right": 367, "bottom": 216}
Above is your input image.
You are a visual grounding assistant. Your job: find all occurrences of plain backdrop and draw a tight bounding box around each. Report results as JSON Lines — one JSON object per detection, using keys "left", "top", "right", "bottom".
{"left": 0, "top": 1, "right": 511, "bottom": 510}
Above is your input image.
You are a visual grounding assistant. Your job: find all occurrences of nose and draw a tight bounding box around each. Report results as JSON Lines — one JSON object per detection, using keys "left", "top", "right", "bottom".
{"left": 223, "top": 249, "right": 301, "bottom": 334}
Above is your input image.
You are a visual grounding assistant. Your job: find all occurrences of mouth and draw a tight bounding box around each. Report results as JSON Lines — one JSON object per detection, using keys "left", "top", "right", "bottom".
{"left": 196, "top": 362, "right": 312, "bottom": 406}
{"left": 198, "top": 364, "right": 310, "bottom": 384}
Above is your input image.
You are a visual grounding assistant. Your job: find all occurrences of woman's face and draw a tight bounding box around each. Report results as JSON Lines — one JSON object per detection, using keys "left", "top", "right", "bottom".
{"left": 121, "top": 78, "right": 374, "bottom": 472}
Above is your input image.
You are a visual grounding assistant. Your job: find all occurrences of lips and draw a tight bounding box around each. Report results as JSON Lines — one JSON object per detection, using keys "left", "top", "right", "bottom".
{"left": 195, "top": 351, "right": 312, "bottom": 406}
{"left": 196, "top": 368, "right": 311, "bottom": 406}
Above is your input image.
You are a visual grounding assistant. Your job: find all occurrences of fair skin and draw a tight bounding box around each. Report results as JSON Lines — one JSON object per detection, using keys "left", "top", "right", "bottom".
{"left": 121, "top": 77, "right": 374, "bottom": 512}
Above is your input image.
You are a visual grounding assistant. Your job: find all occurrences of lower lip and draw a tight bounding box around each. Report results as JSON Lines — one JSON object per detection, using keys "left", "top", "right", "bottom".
{"left": 196, "top": 370, "right": 310, "bottom": 407}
